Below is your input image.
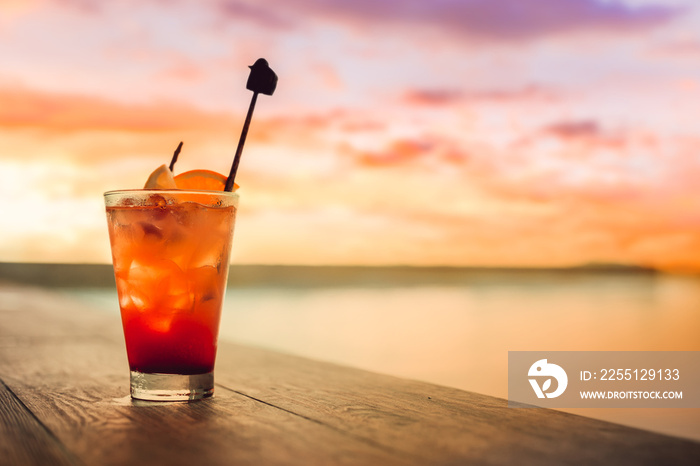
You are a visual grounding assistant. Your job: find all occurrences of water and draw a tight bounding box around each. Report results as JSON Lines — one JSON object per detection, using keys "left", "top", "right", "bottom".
{"left": 63, "top": 271, "right": 700, "bottom": 441}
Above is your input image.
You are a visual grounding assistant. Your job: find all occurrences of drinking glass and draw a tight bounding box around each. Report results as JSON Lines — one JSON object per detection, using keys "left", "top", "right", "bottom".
{"left": 104, "top": 189, "right": 238, "bottom": 401}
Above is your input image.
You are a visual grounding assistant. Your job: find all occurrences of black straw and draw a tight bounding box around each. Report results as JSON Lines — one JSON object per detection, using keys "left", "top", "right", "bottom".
{"left": 169, "top": 141, "right": 183, "bottom": 172}
{"left": 225, "top": 93, "right": 257, "bottom": 191}
{"left": 225, "top": 58, "right": 277, "bottom": 192}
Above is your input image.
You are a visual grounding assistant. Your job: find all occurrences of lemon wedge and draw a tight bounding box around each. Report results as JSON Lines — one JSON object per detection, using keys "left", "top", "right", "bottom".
{"left": 144, "top": 164, "right": 177, "bottom": 189}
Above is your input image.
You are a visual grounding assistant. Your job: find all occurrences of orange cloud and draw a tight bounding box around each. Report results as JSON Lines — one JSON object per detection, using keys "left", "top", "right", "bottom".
{"left": 156, "top": 59, "right": 208, "bottom": 83}
{"left": 3, "top": 84, "right": 700, "bottom": 271}
{"left": 355, "top": 140, "right": 432, "bottom": 167}
{"left": 0, "top": 86, "right": 235, "bottom": 132}
{"left": 0, "top": 0, "right": 39, "bottom": 15}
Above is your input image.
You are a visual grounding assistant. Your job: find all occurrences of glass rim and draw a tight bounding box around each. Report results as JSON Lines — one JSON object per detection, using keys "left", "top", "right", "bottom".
{"left": 104, "top": 189, "right": 239, "bottom": 198}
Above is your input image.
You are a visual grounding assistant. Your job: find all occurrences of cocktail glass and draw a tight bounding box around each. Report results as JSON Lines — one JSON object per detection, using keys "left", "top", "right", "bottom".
{"left": 104, "top": 189, "right": 238, "bottom": 401}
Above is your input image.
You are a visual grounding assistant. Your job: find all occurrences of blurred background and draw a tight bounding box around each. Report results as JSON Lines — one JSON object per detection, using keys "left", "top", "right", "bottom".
{"left": 1, "top": 0, "right": 699, "bottom": 441}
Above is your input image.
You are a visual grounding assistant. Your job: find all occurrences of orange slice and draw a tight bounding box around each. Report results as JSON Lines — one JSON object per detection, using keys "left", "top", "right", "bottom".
{"left": 174, "top": 170, "right": 239, "bottom": 191}
{"left": 144, "top": 164, "right": 177, "bottom": 189}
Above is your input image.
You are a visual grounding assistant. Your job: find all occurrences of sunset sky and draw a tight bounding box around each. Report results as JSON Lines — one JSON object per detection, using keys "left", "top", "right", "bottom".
{"left": 2, "top": 0, "right": 700, "bottom": 270}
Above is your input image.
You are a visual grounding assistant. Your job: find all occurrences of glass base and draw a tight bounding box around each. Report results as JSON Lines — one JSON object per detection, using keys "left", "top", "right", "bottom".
{"left": 130, "top": 371, "right": 214, "bottom": 401}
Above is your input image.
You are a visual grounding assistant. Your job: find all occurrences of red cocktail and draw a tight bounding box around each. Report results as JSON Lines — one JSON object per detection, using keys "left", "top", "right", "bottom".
{"left": 105, "top": 189, "right": 237, "bottom": 400}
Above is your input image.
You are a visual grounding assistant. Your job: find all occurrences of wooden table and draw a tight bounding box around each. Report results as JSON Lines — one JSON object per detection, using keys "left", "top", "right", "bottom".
{"left": 1, "top": 284, "right": 699, "bottom": 465}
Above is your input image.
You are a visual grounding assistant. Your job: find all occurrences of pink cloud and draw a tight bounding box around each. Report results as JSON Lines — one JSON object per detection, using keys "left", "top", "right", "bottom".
{"left": 402, "top": 89, "right": 463, "bottom": 106}
{"left": 39, "top": 0, "right": 682, "bottom": 44}
{"left": 51, "top": 0, "right": 101, "bottom": 14}
{"left": 543, "top": 120, "right": 601, "bottom": 139}
{"left": 534, "top": 120, "right": 625, "bottom": 150}
{"left": 402, "top": 85, "right": 557, "bottom": 106}
{"left": 649, "top": 39, "right": 700, "bottom": 59}
{"left": 215, "top": 1, "right": 294, "bottom": 29}
{"left": 249, "top": 0, "right": 683, "bottom": 41}
{"left": 156, "top": 59, "right": 208, "bottom": 83}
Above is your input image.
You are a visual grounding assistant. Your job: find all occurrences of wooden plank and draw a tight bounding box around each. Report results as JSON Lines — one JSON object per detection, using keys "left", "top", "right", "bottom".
{"left": 0, "top": 379, "right": 77, "bottom": 466}
{"left": 1, "top": 284, "right": 699, "bottom": 465}
{"left": 1, "top": 346, "right": 411, "bottom": 466}
{"left": 213, "top": 344, "right": 700, "bottom": 465}
{"left": 0, "top": 286, "right": 416, "bottom": 465}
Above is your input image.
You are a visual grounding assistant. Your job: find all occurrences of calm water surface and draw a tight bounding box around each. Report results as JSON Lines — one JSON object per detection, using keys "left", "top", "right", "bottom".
{"left": 66, "top": 272, "right": 700, "bottom": 441}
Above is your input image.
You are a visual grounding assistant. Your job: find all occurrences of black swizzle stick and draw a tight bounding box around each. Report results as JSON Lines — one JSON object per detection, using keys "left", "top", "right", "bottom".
{"left": 225, "top": 59, "right": 278, "bottom": 192}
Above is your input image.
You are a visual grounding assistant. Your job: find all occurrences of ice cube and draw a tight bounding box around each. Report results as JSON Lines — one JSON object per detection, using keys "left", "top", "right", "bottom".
{"left": 189, "top": 265, "right": 221, "bottom": 304}
{"left": 147, "top": 194, "right": 167, "bottom": 208}
{"left": 162, "top": 264, "right": 194, "bottom": 312}
{"left": 115, "top": 275, "right": 148, "bottom": 311}
{"left": 137, "top": 221, "right": 163, "bottom": 239}
{"left": 125, "top": 258, "right": 190, "bottom": 311}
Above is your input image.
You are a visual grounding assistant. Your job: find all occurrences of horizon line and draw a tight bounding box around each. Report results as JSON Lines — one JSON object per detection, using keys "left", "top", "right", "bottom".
{"left": 0, "top": 260, "right": 661, "bottom": 272}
